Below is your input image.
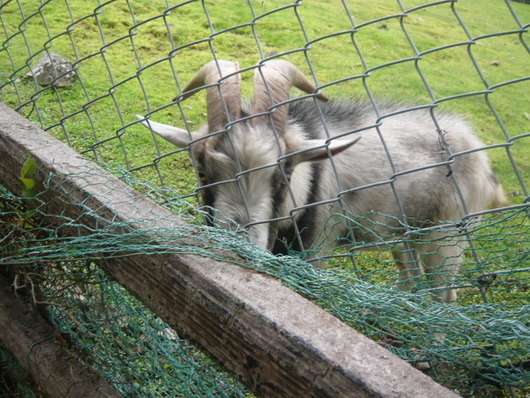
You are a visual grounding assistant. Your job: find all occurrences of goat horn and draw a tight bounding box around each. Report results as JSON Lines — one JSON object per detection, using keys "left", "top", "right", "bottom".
{"left": 176, "top": 60, "right": 241, "bottom": 133}
{"left": 253, "top": 60, "right": 328, "bottom": 135}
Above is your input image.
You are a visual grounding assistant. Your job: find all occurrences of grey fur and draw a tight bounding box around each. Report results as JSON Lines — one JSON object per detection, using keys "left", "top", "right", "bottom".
{"left": 137, "top": 60, "right": 506, "bottom": 302}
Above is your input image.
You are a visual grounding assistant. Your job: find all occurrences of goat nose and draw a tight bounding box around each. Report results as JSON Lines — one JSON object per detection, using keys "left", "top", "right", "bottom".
{"left": 232, "top": 216, "right": 246, "bottom": 228}
{"left": 209, "top": 211, "right": 246, "bottom": 232}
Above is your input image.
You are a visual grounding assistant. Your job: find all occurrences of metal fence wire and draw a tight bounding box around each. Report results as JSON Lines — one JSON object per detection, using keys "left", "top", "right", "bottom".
{"left": 1, "top": 0, "right": 530, "bottom": 397}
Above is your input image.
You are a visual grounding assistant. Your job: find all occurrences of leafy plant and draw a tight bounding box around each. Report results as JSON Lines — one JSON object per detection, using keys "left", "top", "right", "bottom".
{"left": 19, "top": 154, "right": 37, "bottom": 199}
{"left": 16, "top": 154, "right": 39, "bottom": 226}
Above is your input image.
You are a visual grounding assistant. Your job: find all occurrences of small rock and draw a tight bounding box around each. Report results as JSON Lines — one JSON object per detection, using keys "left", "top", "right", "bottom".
{"left": 25, "top": 52, "right": 76, "bottom": 87}
{"left": 490, "top": 60, "right": 501, "bottom": 66}
{"left": 377, "top": 23, "right": 387, "bottom": 30}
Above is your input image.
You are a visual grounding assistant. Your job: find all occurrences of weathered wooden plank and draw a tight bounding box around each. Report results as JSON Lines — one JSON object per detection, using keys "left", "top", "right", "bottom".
{"left": 0, "top": 275, "right": 123, "bottom": 398}
{"left": 0, "top": 103, "right": 460, "bottom": 397}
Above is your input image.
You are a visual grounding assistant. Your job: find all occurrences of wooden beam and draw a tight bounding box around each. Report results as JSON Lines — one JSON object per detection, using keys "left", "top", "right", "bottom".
{"left": 0, "top": 275, "right": 123, "bottom": 398}
{"left": 0, "top": 103, "right": 459, "bottom": 397}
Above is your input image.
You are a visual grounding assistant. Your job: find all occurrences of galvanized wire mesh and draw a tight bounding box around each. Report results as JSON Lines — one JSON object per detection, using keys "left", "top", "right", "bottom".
{"left": 1, "top": 0, "right": 530, "bottom": 397}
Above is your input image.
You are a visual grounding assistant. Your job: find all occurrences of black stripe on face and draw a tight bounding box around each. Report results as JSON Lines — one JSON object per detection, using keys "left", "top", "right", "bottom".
{"left": 271, "top": 163, "right": 321, "bottom": 255}
{"left": 199, "top": 186, "right": 216, "bottom": 226}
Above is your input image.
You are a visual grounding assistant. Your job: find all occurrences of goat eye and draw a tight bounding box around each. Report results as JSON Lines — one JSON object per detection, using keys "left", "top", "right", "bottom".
{"left": 281, "top": 174, "right": 291, "bottom": 186}
{"left": 198, "top": 171, "right": 207, "bottom": 184}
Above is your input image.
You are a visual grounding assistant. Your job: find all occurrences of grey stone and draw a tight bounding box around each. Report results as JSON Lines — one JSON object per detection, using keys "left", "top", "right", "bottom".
{"left": 26, "top": 51, "right": 76, "bottom": 87}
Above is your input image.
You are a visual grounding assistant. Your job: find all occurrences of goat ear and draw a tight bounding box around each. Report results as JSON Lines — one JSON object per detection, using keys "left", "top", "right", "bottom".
{"left": 136, "top": 115, "right": 195, "bottom": 148}
{"left": 291, "top": 136, "right": 361, "bottom": 165}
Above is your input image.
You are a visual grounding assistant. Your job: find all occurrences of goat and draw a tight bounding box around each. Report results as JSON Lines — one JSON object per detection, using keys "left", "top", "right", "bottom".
{"left": 137, "top": 59, "right": 506, "bottom": 302}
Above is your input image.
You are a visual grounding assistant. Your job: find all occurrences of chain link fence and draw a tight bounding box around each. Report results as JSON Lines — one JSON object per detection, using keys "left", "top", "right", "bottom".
{"left": 1, "top": 1, "right": 529, "bottom": 397}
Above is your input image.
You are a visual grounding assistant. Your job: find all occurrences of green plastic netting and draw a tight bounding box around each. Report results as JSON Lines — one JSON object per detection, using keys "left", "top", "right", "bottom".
{"left": 1, "top": 166, "right": 529, "bottom": 397}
